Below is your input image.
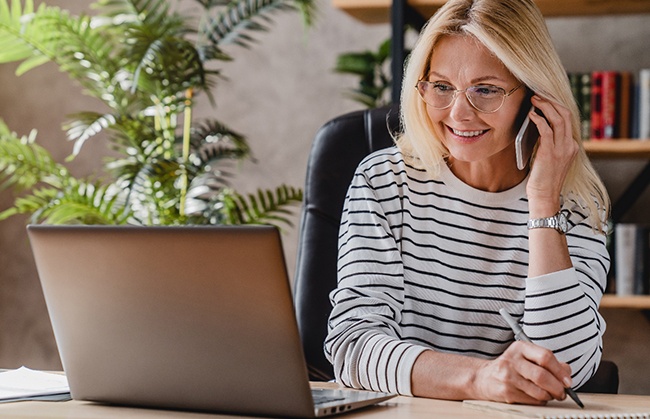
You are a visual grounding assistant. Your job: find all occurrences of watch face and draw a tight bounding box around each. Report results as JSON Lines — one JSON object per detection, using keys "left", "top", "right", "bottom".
{"left": 557, "top": 212, "right": 568, "bottom": 233}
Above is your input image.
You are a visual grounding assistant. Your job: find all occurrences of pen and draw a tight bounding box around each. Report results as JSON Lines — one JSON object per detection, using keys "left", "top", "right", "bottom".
{"left": 498, "top": 308, "right": 584, "bottom": 409}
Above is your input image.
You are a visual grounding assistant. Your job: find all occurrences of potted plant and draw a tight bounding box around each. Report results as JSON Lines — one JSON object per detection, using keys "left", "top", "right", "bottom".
{"left": 0, "top": 0, "right": 315, "bottom": 226}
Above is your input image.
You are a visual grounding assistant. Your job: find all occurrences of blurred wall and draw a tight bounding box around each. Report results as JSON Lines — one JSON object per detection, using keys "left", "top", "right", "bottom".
{"left": 0, "top": 0, "right": 649, "bottom": 394}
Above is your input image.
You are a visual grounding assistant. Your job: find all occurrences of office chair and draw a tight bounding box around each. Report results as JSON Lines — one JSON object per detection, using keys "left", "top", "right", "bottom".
{"left": 293, "top": 105, "right": 619, "bottom": 394}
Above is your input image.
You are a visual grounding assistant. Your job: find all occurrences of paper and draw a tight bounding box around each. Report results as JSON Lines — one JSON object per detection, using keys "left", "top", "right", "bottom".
{"left": 463, "top": 398, "right": 650, "bottom": 419}
{"left": 0, "top": 367, "right": 70, "bottom": 403}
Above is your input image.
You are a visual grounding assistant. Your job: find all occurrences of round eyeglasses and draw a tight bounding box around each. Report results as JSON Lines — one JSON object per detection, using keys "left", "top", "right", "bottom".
{"left": 415, "top": 81, "right": 523, "bottom": 114}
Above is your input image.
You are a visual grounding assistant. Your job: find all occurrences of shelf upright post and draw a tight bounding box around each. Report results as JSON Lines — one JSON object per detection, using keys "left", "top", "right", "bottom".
{"left": 390, "top": 0, "right": 407, "bottom": 104}
{"left": 390, "top": 1, "right": 428, "bottom": 104}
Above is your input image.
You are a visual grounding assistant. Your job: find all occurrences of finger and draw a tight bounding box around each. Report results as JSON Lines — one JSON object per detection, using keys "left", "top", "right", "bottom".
{"left": 528, "top": 98, "right": 578, "bottom": 165}
{"left": 517, "top": 343, "right": 571, "bottom": 400}
{"left": 530, "top": 96, "right": 573, "bottom": 148}
{"left": 489, "top": 352, "right": 553, "bottom": 404}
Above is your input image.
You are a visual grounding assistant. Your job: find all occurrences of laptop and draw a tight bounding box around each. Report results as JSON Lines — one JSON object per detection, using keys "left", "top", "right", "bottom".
{"left": 27, "top": 225, "right": 395, "bottom": 417}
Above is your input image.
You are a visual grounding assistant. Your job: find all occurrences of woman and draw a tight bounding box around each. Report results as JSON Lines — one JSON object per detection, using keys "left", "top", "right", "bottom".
{"left": 325, "top": 0, "right": 610, "bottom": 405}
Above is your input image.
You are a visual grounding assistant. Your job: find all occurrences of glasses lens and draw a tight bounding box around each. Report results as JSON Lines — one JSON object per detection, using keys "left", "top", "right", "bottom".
{"left": 466, "top": 85, "right": 506, "bottom": 113}
{"left": 417, "top": 81, "right": 455, "bottom": 109}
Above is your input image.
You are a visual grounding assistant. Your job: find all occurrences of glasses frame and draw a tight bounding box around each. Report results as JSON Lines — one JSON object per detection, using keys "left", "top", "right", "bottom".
{"left": 415, "top": 81, "right": 523, "bottom": 114}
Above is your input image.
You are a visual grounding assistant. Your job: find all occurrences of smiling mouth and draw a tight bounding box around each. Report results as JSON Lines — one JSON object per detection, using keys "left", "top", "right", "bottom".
{"left": 450, "top": 127, "right": 488, "bottom": 138}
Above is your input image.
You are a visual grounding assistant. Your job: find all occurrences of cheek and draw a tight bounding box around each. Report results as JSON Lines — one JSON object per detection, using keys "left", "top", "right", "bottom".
{"left": 425, "top": 108, "right": 449, "bottom": 140}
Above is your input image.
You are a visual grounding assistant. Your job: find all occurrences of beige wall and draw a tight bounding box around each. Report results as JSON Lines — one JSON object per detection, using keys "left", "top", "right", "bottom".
{"left": 1, "top": 1, "right": 649, "bottom": 394}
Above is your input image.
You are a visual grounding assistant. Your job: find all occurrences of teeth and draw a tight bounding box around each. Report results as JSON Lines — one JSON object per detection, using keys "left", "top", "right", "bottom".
{"left": 452, "top": 128, "right": 485, "bottom": 137}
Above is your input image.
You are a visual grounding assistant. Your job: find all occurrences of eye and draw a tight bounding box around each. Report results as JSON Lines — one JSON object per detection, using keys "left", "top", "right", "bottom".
{"left": 432, "top": 82, "right": 455, "bottom": 94}
{"left": 471, "top": 85, "right": 503, "bottom": 97}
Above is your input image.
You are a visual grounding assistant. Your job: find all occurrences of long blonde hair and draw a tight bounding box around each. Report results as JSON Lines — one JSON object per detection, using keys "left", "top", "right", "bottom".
{"left": 396, "top": 0, "right": 610, "bottom": 232}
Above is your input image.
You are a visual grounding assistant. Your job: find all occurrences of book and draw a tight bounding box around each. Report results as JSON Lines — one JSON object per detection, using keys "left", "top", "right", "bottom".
{"left": 579, "top": 72, "right": 592, "bottom": 140}
{"left": 463, "top": 398, "right": 650, "bottom": 419}
{"left": 639, "top": 68, "right": 650, "bottom": 140}
{"left": 590, "top": 71, "right": 604, "bottom": 139}
{"left": 600, "top": 71, "right": 618, "bottom": 139}
{"left": 615, "top": 223, "right": 650, "bottom": 296}
{"left": 568, "top": 72, "right": 592, "bottom": 140}
{"left": 618, "top": 71, "right": 633, "bottom": 139}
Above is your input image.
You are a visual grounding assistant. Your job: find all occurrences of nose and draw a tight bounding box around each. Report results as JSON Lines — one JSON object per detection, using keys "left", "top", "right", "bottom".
{"left": 448, "top": 91, "right": 476, "bottom": 121}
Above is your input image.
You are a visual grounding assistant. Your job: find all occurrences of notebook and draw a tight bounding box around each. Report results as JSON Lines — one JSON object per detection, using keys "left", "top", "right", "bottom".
{"left": 463, "top": 398, "right": 650, "bottom": 419}
{"left": 27, "top": 224, "right": 395, "bottom": 417}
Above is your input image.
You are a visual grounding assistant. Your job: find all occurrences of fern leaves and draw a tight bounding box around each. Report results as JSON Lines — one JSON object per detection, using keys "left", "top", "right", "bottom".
{"left": 220, "top": 185, "right": 303, "bottom": 226}
{"left": 0, "top": 126, "right": 130, "bottom": 224}
{"left": 0, "top": 129, "right": 66, "bottom": 191}
{"left": 0, "top": 0, "right": 309, "bottom": 228}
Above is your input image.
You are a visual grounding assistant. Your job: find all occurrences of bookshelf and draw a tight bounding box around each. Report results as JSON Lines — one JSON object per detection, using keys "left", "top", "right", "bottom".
{"left": 333, "top": 0, "right": 650, "bottom": 24}
{"left": 585, "top": 140, "right": 650, "bottom": 159}
{"left": 601, "top": 295, "right": 650, "bottom": 309}
{"left": 333, "top": 1, "right": 650, "bottom": 309}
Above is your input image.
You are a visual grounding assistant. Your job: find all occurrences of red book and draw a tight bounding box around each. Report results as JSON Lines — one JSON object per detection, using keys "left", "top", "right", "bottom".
{"left": 590, "top": 71, "right": 604, "bottom": 140}
{"left": 618, "top": 71, "right": 632, "bottom": 139}
{"left": 601, "top": 71, "right": 619, "bottom": 139}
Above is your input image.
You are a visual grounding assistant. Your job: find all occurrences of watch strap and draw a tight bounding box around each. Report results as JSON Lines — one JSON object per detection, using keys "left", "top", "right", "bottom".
{"left": 527, "top": 211, "right": 568, "bottom": 234}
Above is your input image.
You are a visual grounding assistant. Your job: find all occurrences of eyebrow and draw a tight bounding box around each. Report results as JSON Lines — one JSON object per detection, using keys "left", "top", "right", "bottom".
{"left": 427, "top": 71, "right": 507, "bottom": 85}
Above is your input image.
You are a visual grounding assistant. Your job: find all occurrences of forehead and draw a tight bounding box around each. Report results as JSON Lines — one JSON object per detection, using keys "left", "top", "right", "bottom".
{"left": 427, "top": 35, "right": 515, "bottom": 84}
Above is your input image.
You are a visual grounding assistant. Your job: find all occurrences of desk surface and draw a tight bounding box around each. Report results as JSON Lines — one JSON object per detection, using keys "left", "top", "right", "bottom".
{"left": 1, "top": 384, "right": 650, "bottom": 419}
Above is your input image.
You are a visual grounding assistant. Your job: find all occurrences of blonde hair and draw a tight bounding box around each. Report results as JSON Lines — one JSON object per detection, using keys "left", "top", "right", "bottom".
{"left": 396, "top": 0, "right": 610, "bottom": 232}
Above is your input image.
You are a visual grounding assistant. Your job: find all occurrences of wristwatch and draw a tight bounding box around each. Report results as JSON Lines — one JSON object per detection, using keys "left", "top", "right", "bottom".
{"left": 527, "top": 211, "right": 568, "bottom": 234}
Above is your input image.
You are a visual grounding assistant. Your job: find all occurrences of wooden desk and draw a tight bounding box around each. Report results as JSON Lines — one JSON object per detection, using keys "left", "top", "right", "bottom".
{"left": 1, "top": 385, "right": 649, "bottom": 418}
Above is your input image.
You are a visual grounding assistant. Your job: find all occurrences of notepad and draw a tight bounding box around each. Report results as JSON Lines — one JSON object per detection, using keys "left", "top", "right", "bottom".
{"left": 0, "top": 367, "right": 70, "bottom": 403}
{"left": 463, "top": 398, "right": 650, "bottom": 419}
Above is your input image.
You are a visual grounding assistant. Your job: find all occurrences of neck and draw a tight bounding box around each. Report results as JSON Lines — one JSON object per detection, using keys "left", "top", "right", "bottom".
{"left": 446, "top": 158, "right": 527, "bottom": 192}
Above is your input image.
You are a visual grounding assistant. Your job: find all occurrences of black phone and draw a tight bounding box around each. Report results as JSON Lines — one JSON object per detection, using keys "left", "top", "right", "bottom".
{"left": 515, "top": 105, "right": 542, "bottom": 170}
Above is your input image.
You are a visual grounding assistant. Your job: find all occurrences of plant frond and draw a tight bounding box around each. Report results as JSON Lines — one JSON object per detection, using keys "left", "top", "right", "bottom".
{"left": 201, "top": 0, "right": 296, "bottom": 49}
{"left": 0, "top": 0, "right": 45, "bottom": 68}
{"left": 187, "top": 119, "right": 250, "bottom": 168}
{"left": 0, "top": 180, "right": 130, "bottom": 225}
{"left": 220, "top": 184, "right": 302, "bottom": 226}
{"left": 92, "top": 0, "right": 170, "bottom": 26}
{"left": 335, "top": 38, "right": 394, "bottom": 108}
{"left": 0, "top": 129, "right": 68, "bottom": 191}
{"left": 63, "top": 111, "right": 118, "bottom": 156}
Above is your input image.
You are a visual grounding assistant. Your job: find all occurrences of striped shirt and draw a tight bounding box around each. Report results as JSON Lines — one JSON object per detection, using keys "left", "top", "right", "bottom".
{"left": 325, "top": 147, "right": 609, "bottom": 396}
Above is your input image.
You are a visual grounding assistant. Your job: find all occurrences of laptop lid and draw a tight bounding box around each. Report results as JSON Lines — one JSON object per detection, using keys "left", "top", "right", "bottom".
{"left": 27, "top": 225, "right": 320, "bottom": 417}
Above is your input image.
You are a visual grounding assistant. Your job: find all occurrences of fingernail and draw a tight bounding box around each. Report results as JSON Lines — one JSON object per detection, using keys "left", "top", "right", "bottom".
{"left": 563, "top": 377, "right": 572, "bottom": 387}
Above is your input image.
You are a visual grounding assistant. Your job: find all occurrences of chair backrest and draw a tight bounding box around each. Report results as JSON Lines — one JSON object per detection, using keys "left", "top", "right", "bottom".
{"left": 293, "top": 105, "right": 619, "bottom": 394}
{"left": 293, "top": 105, "right": 400, "bottom": 381}
{"left": 577, "top": 360, "right": 619, "bottom": 394}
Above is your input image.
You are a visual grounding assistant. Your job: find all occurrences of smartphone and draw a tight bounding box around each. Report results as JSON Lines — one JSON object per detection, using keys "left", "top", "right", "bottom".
{"left": 515, "top": 105, "right": 540, "bottom": 170}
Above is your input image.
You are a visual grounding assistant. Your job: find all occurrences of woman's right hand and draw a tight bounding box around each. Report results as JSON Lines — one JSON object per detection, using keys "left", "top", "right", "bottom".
{"left": 473, "top": 341, "right": 572, "bottom": 404}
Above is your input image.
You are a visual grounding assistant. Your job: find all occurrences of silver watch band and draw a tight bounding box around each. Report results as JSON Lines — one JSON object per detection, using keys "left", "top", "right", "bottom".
{"left": 527, "top": 211, "right": 568, "bottom": 234}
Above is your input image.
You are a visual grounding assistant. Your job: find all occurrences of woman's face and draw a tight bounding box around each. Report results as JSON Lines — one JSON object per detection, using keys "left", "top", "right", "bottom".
{"left": 423, "top": 35, "right": 526, "bottom": 171}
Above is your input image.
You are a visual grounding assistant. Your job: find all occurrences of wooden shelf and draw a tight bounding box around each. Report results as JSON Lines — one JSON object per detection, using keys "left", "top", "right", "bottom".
{"left": 584, "top": 140, "right": 650, "bottom": 159}
{"left": 601, "top": 294, "right": 650, "bottom": 309}
{"left": 333, "top": 0, "right": 650, "bottom": 24}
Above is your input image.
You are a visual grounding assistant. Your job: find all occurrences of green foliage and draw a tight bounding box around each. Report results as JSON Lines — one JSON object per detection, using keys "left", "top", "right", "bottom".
{"left": 334, "top": 33, "right": 416, "bottom": 109}
{"left": 0, "top": 0, "right": 314, "bottom": 227}
{"left": 335, "top": 38, "right": 393, "bottom": 108}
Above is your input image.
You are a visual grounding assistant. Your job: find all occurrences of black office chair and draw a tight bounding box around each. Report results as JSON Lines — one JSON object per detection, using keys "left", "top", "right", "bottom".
{"left": 293, "top": 105, "right": 619, "bottom": 394}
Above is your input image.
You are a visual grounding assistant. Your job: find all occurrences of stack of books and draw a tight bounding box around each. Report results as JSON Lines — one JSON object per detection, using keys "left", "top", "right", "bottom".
{"left": 613, "top": 223, "right": 650, "bottom": 296}
{"left": 568, "top": 69, "right": 650, "bottom": 141}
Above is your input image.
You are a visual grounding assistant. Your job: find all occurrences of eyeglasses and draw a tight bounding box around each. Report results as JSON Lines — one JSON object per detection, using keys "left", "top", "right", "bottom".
{"left": 415, "top": 81, "right": 522, "bottom": 113}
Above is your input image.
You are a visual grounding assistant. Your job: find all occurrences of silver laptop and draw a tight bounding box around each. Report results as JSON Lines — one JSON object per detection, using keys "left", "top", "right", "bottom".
{"left": 27, "top": 225, "right": 395, "bottom": 417}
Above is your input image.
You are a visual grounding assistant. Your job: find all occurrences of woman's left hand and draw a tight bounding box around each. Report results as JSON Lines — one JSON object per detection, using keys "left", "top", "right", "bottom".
{"left": 525, "top": 95, "right": 579, "bottom": 215}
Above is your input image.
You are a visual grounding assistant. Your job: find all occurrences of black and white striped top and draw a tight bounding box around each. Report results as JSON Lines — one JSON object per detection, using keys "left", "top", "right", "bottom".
{"left": 325, "top": 147, "right": 609, "bottom": 396}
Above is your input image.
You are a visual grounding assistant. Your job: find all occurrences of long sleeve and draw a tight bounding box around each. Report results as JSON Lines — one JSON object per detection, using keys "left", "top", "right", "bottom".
{"left": 522, "top": 208, "right": 609, "bottom": 389}
{"left": 324, "top": 148, "right": 609, "bottom": 395}
{"left": 324, "top": 152, "right": 428, "bottom": 395}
